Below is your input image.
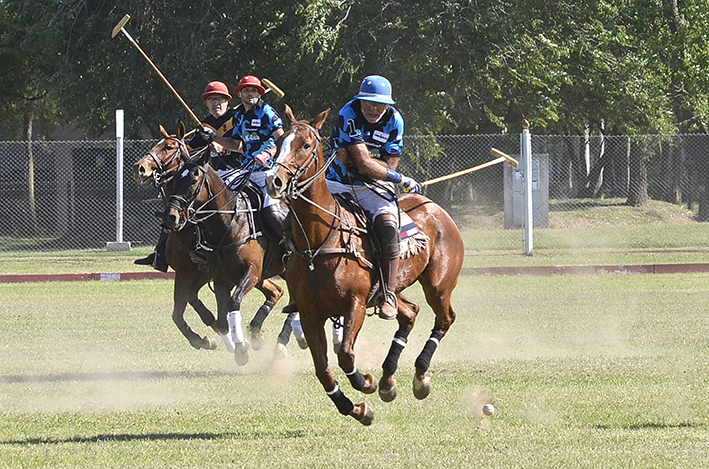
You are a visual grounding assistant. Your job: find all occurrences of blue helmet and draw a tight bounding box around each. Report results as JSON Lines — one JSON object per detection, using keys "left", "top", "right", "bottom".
{"left": 354, "top": 75, "right": 395, "bottom": 104}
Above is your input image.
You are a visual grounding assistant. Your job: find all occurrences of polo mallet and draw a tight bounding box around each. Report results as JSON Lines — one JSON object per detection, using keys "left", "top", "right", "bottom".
{"left": 111, "top": 14, "right": 202, "bottom": 126}
{"left": 261, "top": 78, "right": 285, "bottom": 98}
{"left": 421, "top": 148, "right": 519, "bottom": 186}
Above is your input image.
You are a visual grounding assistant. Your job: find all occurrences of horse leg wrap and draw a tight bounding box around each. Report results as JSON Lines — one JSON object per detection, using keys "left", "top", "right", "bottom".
{"left": 345, "top": 366, "right": 367, "bottom": 391}
{"left": 228, "top": 311, "right": 245, "bottom": 344}
{"left": 382, "top": 330, "right": 410, "bottom": 375}
{"left": 415, "top": 330, "right": 444, "bottom": 372}
{"left": 292, "top": 312, "right": 305, "bottom": 342}
{"left": 276, "top": 313, "right": 294, "bottom": 346}
{"left": 249, "top": 303, "right": 273, "bottom": 332}
{"left": 326, "top": 382, "right": 354, "bottom": 416}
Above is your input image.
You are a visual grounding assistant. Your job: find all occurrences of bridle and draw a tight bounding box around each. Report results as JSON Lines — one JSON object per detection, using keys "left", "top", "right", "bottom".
{"left": 274, "top": 122, "right": 371, "bottom": 270}
{"left": 145, "top": 136, "right": 192, "bottom": 188}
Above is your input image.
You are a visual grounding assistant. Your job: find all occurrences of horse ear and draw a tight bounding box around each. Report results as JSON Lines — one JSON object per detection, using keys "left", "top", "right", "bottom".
{"left": 311, "top": 109, "right": 331, "bottom": 132}
{"left": 177, "top": 122, "right": 186, "bottom": 140}
{"left": 159, "top": 125, "right": 169, "bottom": 138}
{"left": 284, "top": 104, "right": 297, "bottom": 126}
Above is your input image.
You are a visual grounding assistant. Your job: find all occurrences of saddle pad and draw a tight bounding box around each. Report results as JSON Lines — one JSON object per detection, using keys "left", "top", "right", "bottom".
{"left": 400, "top": 211, "right": 419, "bottom": 240}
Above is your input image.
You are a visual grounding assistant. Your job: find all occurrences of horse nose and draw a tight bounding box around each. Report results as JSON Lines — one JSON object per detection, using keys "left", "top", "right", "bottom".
{"left": 165, "top": 209, "right": 180, "bottom": 230}
{"left": 265, "top": 174, "right": 282, "bottom": 198}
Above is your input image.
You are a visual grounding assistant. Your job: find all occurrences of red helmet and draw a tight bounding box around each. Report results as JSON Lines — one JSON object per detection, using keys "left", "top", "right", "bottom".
{"left": 201, "top": 81, "right": 232, "bottom": 101}
{"left": 235, "top": 75, "right": 266, "bottom": 95}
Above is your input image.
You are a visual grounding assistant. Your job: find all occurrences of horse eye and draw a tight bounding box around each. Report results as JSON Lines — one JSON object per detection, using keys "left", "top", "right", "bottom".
{"left": 303, "top": 143, "right": 311, "bottom": 150}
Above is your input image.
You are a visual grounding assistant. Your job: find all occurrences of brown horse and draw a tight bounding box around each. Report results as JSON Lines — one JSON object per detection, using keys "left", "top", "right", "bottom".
{"left": 162, "top": 148, "right": 289, "bottom": 365}
{"left": 133, "top": 123, "right": 284, "bottom": 357}
{"left": 265, "top": 106, "right": 464, "bottom": 425}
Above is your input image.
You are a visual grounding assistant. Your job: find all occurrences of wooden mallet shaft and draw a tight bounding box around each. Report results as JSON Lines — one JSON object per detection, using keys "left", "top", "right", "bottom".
{"left": 421, "top": 147, "right": 519, "bottom": 186}
{"left": 262, "top": 78, "right": 285, "bottom": 98}
{"left": 111, "top": 14, "right": 202, "bottom": 126}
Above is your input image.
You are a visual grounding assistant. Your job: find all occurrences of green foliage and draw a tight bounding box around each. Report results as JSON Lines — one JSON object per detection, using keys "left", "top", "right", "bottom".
{"left": 1, "top": 0, "right": 708, "bottom": 138}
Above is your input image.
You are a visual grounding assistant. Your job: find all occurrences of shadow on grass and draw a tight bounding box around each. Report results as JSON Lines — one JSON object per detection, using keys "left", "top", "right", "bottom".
{"left": 1, "top": 429, "right": 306, "bottom": 445}
{"left": 593, "top": 422, "right": 705, "bottom": 430}
{"left": 0, "top": 370, "right": 233, "bottom": 384}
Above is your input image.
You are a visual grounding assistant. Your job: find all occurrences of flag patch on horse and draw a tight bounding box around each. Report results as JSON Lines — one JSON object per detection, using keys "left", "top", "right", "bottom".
{"left": 399, "top": 211, "right": 429, "bottom": 258}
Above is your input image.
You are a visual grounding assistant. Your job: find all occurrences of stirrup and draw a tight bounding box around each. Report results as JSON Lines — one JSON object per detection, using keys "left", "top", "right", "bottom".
{"left": 378, "top": 291, "right": 398, "bottom": 320}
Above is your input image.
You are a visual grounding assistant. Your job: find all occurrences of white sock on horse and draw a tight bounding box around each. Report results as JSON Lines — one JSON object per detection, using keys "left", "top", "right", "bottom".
{"left": 292, "top": 312, "right": 305, "bottom": 342}
{"left": 229, "top": 311, "right": 245, "bottom": 344}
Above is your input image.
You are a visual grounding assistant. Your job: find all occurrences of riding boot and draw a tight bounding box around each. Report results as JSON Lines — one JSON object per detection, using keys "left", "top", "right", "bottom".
{"left": 379, "top": 256, "right": 399, "bottom": 320}
{"left": 135, "top": 230, "right": 169, "bottom": 273}
{"left": 263, "top": 204, "right": 290, "bottom": 242}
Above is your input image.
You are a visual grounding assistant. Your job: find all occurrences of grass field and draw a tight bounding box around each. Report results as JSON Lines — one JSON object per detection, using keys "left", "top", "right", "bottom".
{"left": 3, "top": 202, "right": 709, "bottom": 467}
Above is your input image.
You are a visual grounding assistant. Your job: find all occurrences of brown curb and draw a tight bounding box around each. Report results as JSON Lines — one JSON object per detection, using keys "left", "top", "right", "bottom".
{"left": 2, "top": 263, "right": 709, "bottom": 284}
{"left": 0, "top": 271, "right": 175, "bottom": 283}
{"left": 461, "top": 263, "right": 709, "bottom": 276}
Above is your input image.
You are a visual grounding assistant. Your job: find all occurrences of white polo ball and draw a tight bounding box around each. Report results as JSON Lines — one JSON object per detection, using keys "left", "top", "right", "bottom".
{"left": 482, "top": 404, "right": 495, "bottom": 416}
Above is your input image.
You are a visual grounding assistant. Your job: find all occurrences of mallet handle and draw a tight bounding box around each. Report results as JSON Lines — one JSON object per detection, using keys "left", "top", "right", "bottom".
{"left": 262, "top": 78, "right": 285, "bottom": 98}
{"left": 118, "top": 29, "right": 201, "bottom": 126}
{"left": 421, "top": 157, "right": 506, "bottom": 186}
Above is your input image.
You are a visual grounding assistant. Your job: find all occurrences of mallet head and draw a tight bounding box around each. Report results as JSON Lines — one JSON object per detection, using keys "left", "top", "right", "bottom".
{"left": 490, "top": 147, "right": 519, "bottom": 167}
{"left": 112, "top": 14, "right": 131, "bottom": 38}
{"left": 262, "top": 78, "right": 285, "bottom": 98}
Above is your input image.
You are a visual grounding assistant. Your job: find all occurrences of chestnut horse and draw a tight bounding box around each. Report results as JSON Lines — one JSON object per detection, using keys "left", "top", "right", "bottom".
{"left": 162, "top": 149, "right": 289, "bottom": 365}
{"left": 133, "top": 123, "right": 284, "bottom": 357}
{"left": 265, "top": 106, "right": 464, "bottom": 425}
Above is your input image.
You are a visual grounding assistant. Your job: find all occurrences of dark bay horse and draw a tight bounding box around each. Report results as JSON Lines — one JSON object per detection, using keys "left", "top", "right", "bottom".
{"left": 265, "top": 106, "right": 464, "bottom": 425}
{"left": 133, "top": 123, "right": 284, "bottom": 357}
{"left": 162, "top": 149, "right": 289, "bottom": 365}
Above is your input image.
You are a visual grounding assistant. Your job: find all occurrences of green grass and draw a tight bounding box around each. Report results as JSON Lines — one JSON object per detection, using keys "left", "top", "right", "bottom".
{"left": 3, "top": 274, "right": 709, "bottom": 467}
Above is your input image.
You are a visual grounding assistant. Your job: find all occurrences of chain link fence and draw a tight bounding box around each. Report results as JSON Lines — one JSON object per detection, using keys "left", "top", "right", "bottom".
{"left": 1, "top": 133, "right": 708, "bottom": 252}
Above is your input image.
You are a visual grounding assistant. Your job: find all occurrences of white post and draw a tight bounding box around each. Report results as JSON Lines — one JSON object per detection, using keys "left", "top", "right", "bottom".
{"left": 522, "top": 127, "right": 533, "bottom": 255}
{"left": 107, "top": 110, "right": 131, "bottom": 251}
{"left": 116, "top": 109, "right": 124, "bottom": 243}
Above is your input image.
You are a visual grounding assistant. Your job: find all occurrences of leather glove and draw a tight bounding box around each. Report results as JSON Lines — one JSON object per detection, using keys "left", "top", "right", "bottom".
{"left": 199, "top": 126, "right": 216, "bottom": 143}
{"left": 254, "top": 152, "right": 274, "bottom": 168}
{"left": 399, "top": 175, "right": 421, "bottom": 194}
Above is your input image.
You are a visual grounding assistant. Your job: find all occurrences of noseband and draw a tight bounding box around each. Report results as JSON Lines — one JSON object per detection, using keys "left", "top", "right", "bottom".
{"left": 146, "top": 136, "right": 192, "bottom": 186}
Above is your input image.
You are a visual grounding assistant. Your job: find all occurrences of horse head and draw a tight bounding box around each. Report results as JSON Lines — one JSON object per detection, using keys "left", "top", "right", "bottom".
{"left": 163, "top": 156, "right": 213, "bottom": 233}
{"left": 133, "top": 122, "right": 189, "bottom": 188}
{"left": 266, "top": 105, "right": 330, "bottom": 201}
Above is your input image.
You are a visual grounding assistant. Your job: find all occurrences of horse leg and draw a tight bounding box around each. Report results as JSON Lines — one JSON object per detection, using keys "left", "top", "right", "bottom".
{"left": 226, "top": 264, "right": 262, "bottom": 366}
{"left": 172, "top": 272, "right": 217, "bottom": 350}
{"left": 273, "top": 312, "right": 294, "bottom": 360}
{"left": 248, "top": 278, "right": 284, "bottom": 351}
{"left": 332, "top": 316, "right": 344, "bottom": 353}
{"left": 301, "top": 311, "right": 373, "bottom": 426}
{"left": 189, "top": 298, "right": 216, "bottom": 328}
{"left": 379, "top": 294, "right": 418, "bottom": 402}
{"left": 337, "top": 307, "right": 377, "bottom": 395}
{"left": 292, "top": 312, "right": 308, "bottom": 349}
{"left": 412, "top": 283, "right": 457, "bottom": 400}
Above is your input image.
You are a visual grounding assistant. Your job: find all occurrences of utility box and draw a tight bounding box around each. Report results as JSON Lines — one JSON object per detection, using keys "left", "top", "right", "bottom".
{"left": 504, "top": 154, "right": 549, "bottom": 229}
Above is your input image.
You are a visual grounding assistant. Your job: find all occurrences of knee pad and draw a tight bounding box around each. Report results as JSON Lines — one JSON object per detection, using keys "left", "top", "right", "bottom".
{"left": 374, "top": 218, "right": 400, "bottom": 260}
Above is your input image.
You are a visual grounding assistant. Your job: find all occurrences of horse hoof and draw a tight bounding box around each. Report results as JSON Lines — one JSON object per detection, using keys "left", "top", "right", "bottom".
{"left": 379, "top": 383, "right": 398, "bottom": 402}
{"left": 273, "top": 343, "right": 288, "bottom": 360}
{"left": 413, "top": 375, "right": 432, "bottom": 400}
{"left": 251, "top": 331, "right": 265, "bottom": 351}
{"left": 219, "top": 331, "right": 235, "bottom": 353}
{"left": 203, "top": 336, "right": 218, "bottom": 350}
{"left": 353, "top": 402, "right": 374, "bottom": 426}
{"left": 234, "top": 341, "right": 250, "bottom": 366}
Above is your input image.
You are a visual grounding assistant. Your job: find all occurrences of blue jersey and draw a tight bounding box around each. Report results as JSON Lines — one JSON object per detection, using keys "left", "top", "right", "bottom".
{"left": 231, "top": 100, "right": 283, "bottom": 170}
{"left": 326, "top": 99, "right": 404, "bottom": 184}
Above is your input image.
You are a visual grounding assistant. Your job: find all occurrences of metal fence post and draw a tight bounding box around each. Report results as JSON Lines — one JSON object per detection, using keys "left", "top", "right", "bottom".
{"left": 106, "top": 109, "right": 131, "bottom": 252}
{"left": 522, "top": 123, "right": 533, "bottom": 255}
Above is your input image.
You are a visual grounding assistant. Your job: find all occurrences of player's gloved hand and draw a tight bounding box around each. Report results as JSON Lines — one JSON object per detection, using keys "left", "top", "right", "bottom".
{"left": 254, "top": 152, "right": 274, "bottom": 168}
{"left": 399, "top": 175, "right": 421, "bottom": 193}
{"left": 199, "top": 126, "right": 216, "bottom": 143}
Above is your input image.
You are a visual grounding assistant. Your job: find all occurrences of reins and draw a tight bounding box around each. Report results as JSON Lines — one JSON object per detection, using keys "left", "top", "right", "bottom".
{"left": 278, "top": 122, "right": 371, "bottom": 270}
